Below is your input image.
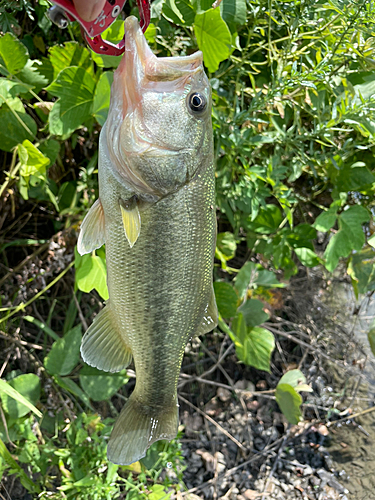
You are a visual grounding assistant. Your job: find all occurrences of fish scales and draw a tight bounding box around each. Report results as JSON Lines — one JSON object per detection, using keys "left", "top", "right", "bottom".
{"left": 77, "top": 15, "right": 218, "bottom": 465}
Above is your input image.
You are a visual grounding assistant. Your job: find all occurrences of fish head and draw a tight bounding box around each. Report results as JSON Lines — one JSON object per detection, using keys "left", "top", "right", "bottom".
{"left": 106, "top": 16, "right": 212, "bottom": 198}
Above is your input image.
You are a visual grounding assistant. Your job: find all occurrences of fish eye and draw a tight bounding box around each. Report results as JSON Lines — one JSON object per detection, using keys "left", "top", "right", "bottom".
{"left": 188, "top": 92, "right": 207, "bottom": 113}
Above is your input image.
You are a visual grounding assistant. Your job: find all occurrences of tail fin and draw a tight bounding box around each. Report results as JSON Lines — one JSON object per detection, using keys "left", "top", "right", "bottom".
{"left": 107, "top": 393, "right": 179, "bottom": 465}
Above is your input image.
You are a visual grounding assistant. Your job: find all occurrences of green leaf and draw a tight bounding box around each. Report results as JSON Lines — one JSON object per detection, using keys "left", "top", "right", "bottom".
{"left": 0, "top": 379, "right": 42, "bottom": 418}
{"left": 275, "top": 383, "right": 302, "bottom": 424}
{"left": 278, "top": 369, "right": 312, "bottom": 392}
{"left": 0, "top": 78, "right": 32, "bottom": 105}
{"left": 244, "top": 204, "right": 282, "bottom": 234}
{"left": 294, "top": 247, "right": 320, "bottom": 267}
{"left": 234, "top": 262, "right": 285, "bottom": 298}
{"left": 368, "top": 328, "right": 375, "bottom": 357}
{"left": 194, "top": 8, "right": 231, "bottom": 73}
{"left": 54, "top": 375, "right": 93, "bottom": 410}
{"left": 238, "top": 299, "right": 270, "bottom": 327}
{"left": 163, "top": 0, "right": 196, "bottom": 26}
{"left": 0, "top": 374, "right": 41, "bottom": 419}
{"left": 313, "top": 206, "right": 339, "bottom": 232}
{"left": 18, "top": 140, "right": 50, "bottom": 180}
{"left": 234, "top": 261, "right": 257, "bottom": 298}
{"left": 0, "top": 33, "right": 28, "bottom": 75}
{"left": 213, "top": 281, "right": 238, "bottom": 318}
{"left": 75, "top": 248, "right": 109, "bottom": 300}
{"left": 216, "top": 232, "right": 237, "bottom": 260}
{"left": 93, "top": 71, "right": 114, "bottom": 126}
{"left": 0, "top": 97, "right": 37, "bottom": 152}
{"left": 48, "top": 42, "right": 93, "bottom": 80}
{"left": 79, "top": 366, "right": 128, "bottom": 401}
{"left": 47, "top": 66, "right": 96, "bottom": 137}
{"left": 334, "top": 162, "right": 375, "bottom": 192}
{"left": 324, "top": 205, "right": 370, "bottom": 272}
{"left": 232, "top": 315, "right": 275, "bottom": 371}
{"left": 44, "top": 325, "right": 82, "bottom": 376}
{"left": 91, "top": 20, "right": 124, "bottom": 69}
{"left": 18, "top": 59, "right": 49, "bottom": 94}
{"left": 220, "top": 0, "right": 246, "bottom": 25}
{"left": 347, "top": 247, "right": 375, "bottom": 295}
{"left": 0, "top": 437, "right": 38, "bottom": 493}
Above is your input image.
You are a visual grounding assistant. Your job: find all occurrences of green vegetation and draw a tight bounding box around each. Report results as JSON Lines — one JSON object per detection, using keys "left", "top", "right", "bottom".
{"left": 1, "top": 0, "right": 375, "bottom": 496}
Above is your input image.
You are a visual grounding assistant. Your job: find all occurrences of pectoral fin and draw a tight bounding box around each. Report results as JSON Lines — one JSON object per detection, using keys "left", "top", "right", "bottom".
{"left": 77, "top": 198, "right": 105, "bottom": 255}
{"left": 81, "top": 303, "right": 132, "bottom": 372}
{"left": 196, "top": 286, "right": 219, "bottom": 336}
{"left": 120, "top": 197, "right": 141, "bottom": 248}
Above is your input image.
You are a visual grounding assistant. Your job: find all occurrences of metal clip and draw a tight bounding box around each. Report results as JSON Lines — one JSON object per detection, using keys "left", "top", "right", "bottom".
{"left": 48, "top": 0, "right": 151, "bottom": 56}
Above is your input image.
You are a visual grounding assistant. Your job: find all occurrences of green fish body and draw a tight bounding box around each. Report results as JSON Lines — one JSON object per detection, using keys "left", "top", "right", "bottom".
{"left": 77, "top": 16, "right": 217, "bottom": 465}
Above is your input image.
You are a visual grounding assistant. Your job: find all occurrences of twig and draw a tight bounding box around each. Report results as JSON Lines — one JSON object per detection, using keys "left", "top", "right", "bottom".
{"left": 178, "top": 394, "right": 246, "bottom": 452}
{"left": 0, "top": 331, "right": 43, "bottom": 350}
{"left": 327, "top": 406, "right": 375, "bottom": 427}
{"left": 0, "top": 261, "right": 74, "bottom": 326}
{"left": 265, "top": 325, "right": 343, "bottom": 365}
{"left": 173, "top": 438, "right": 284, "bottom": 498}
{"left": 73, "top": 292, "right": 88, "bottom": 332}
{"left": 261, "top": 430, "right": 290, "bottom": 500}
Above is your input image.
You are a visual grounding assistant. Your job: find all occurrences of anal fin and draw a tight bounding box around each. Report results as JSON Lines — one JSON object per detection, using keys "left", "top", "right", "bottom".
{"left": 81, "top": 303, "right": 132, "bottom": 373}
{"left": 196, "top": 285, "right": 219, "bottom": 336}
{"left": 77, "top": 198, "right": 105, "bottom": 255}
{"left": 120, "top": 197, "right": 141, "bottom": 248}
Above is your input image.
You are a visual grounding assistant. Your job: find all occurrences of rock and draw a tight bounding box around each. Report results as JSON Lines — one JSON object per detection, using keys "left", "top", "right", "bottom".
{"left": 196, "top": 449, "right": 215, "bottom": 473}
{"left": 234, "top": 379, "right": 256, "bottom": 393}
{"left": 217, "top": 387, "right": 232, "bottom": 402}
{"left": 215, "top": 451, "right": 226, "bottom": 474}
{"left": 243, "top": 489, "right": 260, "bottom": 500}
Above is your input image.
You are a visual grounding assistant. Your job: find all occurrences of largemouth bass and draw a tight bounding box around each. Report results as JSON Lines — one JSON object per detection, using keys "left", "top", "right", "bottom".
{"left": 77, "top": 16, "right": 217, "bottom": 465}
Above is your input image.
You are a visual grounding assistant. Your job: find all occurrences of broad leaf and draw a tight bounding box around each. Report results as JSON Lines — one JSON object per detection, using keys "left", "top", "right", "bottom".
{"left": 313, "top": 203, "right": 340, "bottom": 232}
{"left": 294, "top": 247, "right": 320, "bottom": 267}
{"left": 216, "top": 232, "right": 237, "bottom": 260}
{"left": 220, "top": 0, "right": 246, "bottom": 25}
{"left": 48, "top": 42, "right": 93, "bottom": 79}
{"left": 0, "top": 79, "right": 32, "bottom": 105}
{"left": 234, "top": 262, "right": 285, "bottom": 298}
{"left": 0, "top": 33, "right": 28, "bottom": 75}
{"left": 194, "top": 9, "right": 231, "bottom": 73}
{"left": 347, "top": 247, "right": 375, "bottom": 296}
{"left": 238, "top": 299, "right": 269, "bottom": 327}
{"left": 163, "top": 0, "right": 196, "bottom": 26}
{"left": 47, "top": 66, "right": 96, "bottom": 137}
{"left": 244, "top": 204, "right": 282, "bottom": 234}
{"left": 44, "top": 325, "right": 82, "bottom": 376}
{"left": 79, "top": 366, "right": 128, "bottom": 401}
{"left": 278, "top": 369, "right": 312, "bottom": 392}
{"left": 75, "top": 248, "right": 109, "bottom": 300}
{"left": 0, "top": 97, "right": 37, "bottom": 152}
{"left": 275, "top": 383, "right": 302, "bottom": 424}
{"left": 213, "top": 281, "right": 238, "bottom": 318}
{"left": 18, "top": 140, "right": 50, "bottom": 180}
{"left": 232, "top": 315, "right": 275, "bottom": 372}
{"left": 93, "top": 71, "right": 114, "bottom": 126}
{"left": 0, "top": 374, "right": 41, "bottom": 419}
{"left": 324, "top": 205, "right": 370, "bottom": 272}
{"left": 234, "top": 262, "right": 257, "bottom": 298}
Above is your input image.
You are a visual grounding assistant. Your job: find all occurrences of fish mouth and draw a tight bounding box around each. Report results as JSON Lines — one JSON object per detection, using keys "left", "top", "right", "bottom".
{"left": 122, "top": 16, "right": 203, "bottom": 84}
